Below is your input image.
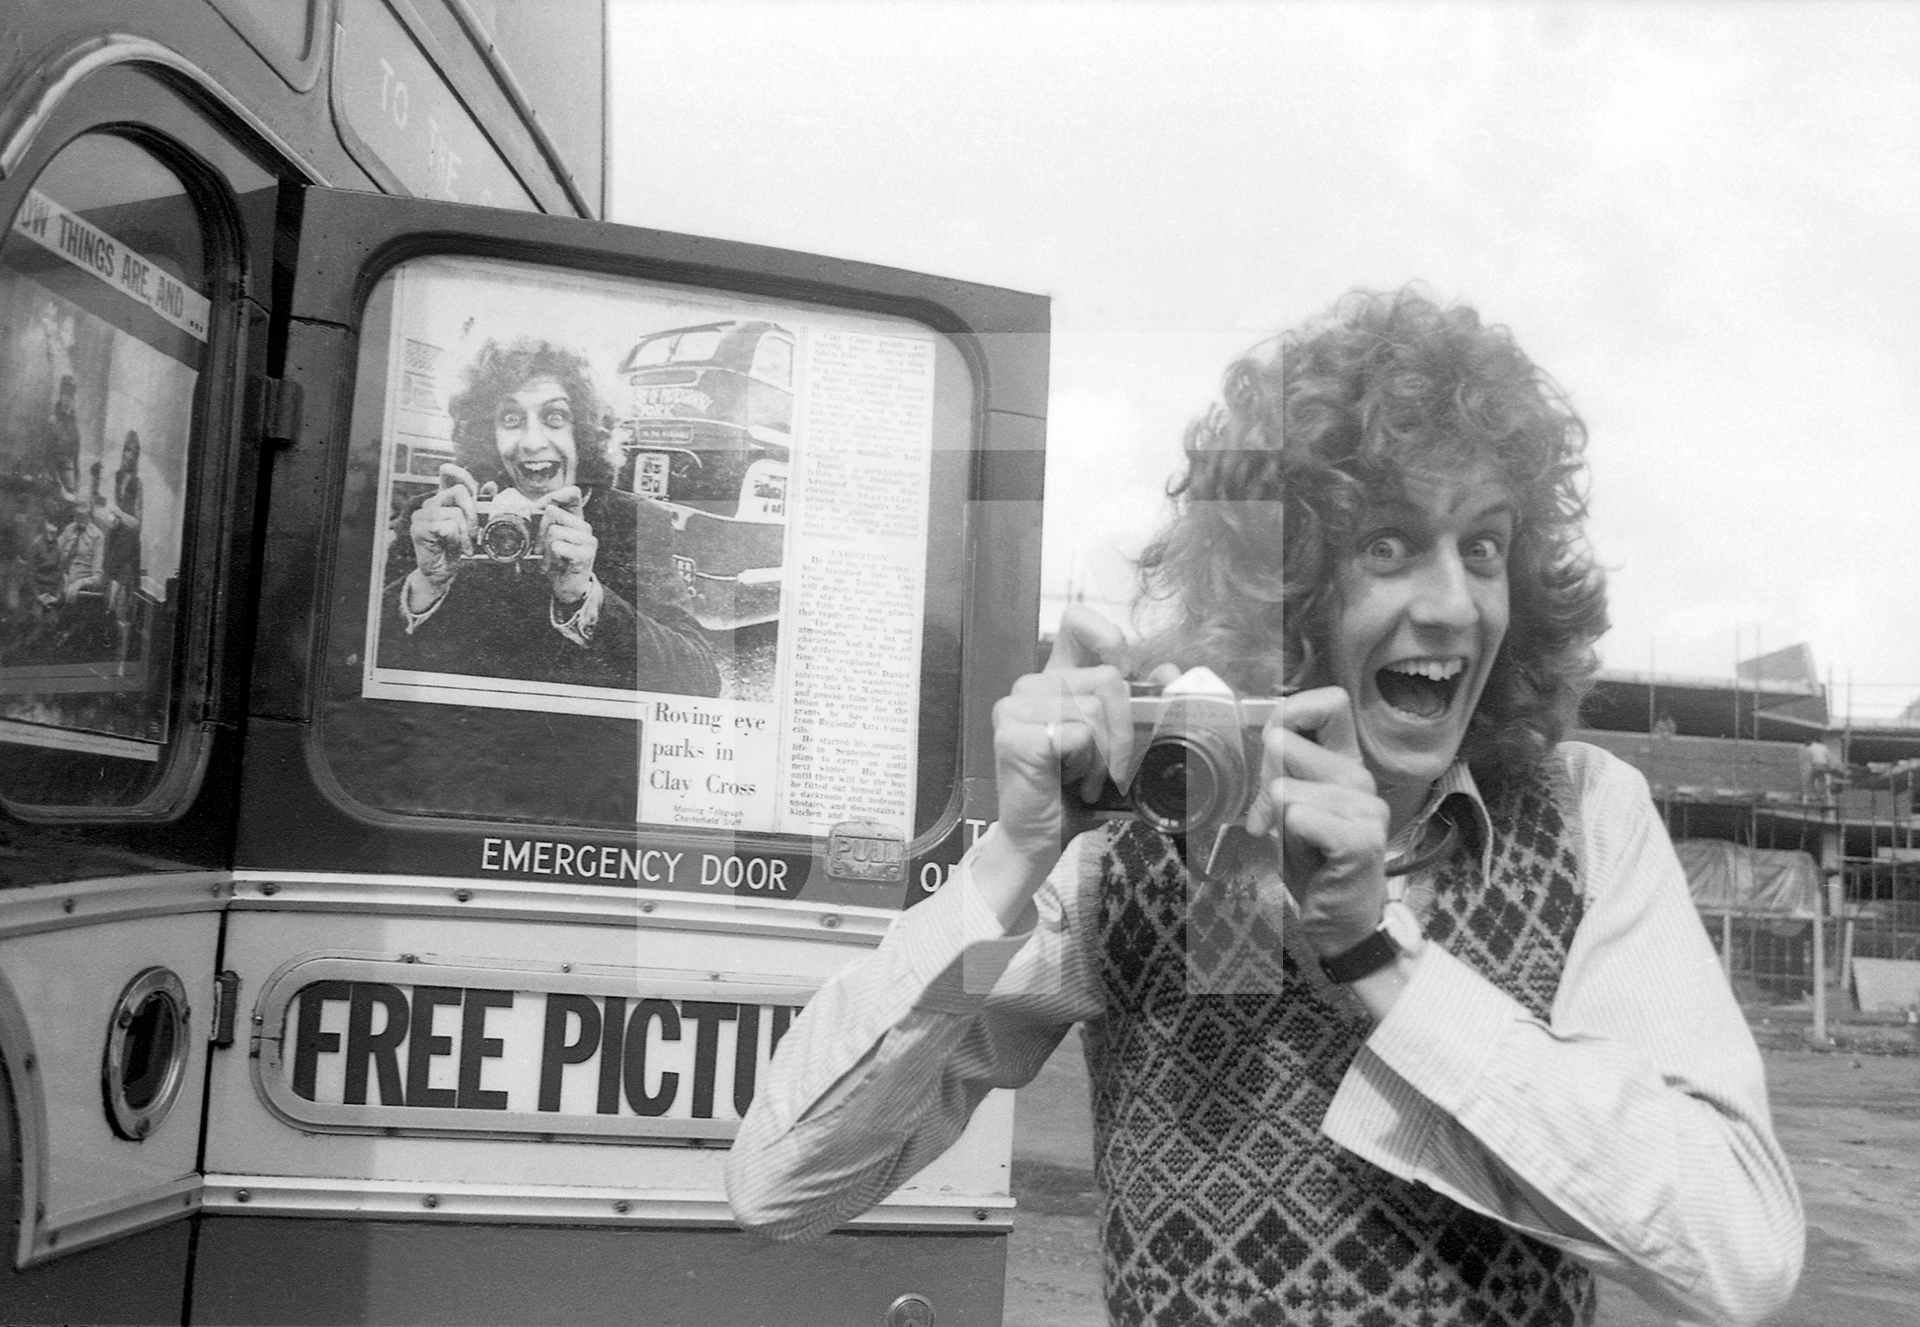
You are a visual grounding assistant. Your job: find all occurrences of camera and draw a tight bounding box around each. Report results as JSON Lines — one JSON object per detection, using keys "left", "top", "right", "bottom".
{"left": 1084, "top": 668, "right": 1281, "bottom": 848}
{"left": 463, "top": 485, "right": 544, "bottom": 564}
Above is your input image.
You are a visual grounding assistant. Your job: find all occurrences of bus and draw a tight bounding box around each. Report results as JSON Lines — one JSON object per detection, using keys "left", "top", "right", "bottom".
{"left": 0, "top": 4, "right": 1049, "bottom": 1324}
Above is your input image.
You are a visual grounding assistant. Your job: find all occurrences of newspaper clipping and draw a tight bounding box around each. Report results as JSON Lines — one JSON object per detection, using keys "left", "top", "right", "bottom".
{"left": 362, "top": 256, "right": 939, "bottom": 840}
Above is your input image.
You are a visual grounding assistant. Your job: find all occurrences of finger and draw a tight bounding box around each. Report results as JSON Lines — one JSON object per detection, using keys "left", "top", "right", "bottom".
{"left": 539, "top": 504, "right": 585, "bottom": 539}
{"left": 1084, "top": 666, "right": 1134, "bottom": 799}
{"left": 1004, "top": 686, "right": 1111, "bottom": 788}
{"left": 1046, "top": 603, "right": 1129, "bottom": 673}
{"left": 417, "top": 506, "right": 469, "bottom": 553}
{"left": 544, "top": 485, "right": 585, "bottom": 516}
{"left": 435, "top": 481, "right": 479, "bottom": 527}
{"left": 1273, "top": 686, "right": 1351, "bottom": 735}
{"left": 1267, "top": 780, "right": 1388, "bottom": 865}
{"left": 1265, "top": 725, "right": 1373, "bottom": 789}
{"left": 1246, "top": 730, "right": 1375, "bottom": 837}
{"left": 437, "top": 463, "right": 479, "bottom": 496}
{"left": 1011, "top": 665, "right": 1132, "bottom": 798}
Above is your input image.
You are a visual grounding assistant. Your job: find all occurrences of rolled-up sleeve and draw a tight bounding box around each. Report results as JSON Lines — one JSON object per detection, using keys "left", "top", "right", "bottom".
{"left": 1325, "top": 743, "right": 1804, "bottom": 1325}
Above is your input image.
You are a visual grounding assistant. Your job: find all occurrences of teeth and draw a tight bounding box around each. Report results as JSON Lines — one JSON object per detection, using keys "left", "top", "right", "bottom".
{"left": 1384, "top": 658, "right": 1464, "bottom": 682}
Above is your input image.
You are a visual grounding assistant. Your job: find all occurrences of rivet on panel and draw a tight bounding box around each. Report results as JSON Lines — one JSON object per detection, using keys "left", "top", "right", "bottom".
{"left": 259, "top": 882, "right": 279, "bottom": 896}
{"left": 235, "top": 1189, "right": 252, "bottom": 1203}
{"left": 422, "top": 1194, "right": 440, "bottom": 1209}
{"left": 454, "top": 889, "right": 472, "bottom": 903}
{"left": 61, "top": 898, "right": 74, "bottom": 914}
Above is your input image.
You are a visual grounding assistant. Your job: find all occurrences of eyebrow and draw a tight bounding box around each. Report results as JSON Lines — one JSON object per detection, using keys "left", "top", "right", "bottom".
{"left": 1361, "top": 497, "right": 1514, "bottom": 525}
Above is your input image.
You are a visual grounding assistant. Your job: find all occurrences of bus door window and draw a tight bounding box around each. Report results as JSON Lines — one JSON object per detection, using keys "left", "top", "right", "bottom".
{"left": 0, "top": 133, "right": 213, "bottom": 811}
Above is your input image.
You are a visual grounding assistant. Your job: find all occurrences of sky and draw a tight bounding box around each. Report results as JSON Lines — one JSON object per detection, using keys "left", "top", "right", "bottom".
{"left": 608, "top": 0, "right": 1920, "bottom": 721}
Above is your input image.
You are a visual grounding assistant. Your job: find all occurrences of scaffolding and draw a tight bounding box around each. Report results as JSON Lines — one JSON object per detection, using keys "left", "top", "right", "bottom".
{"left": 1580, "top": 656, "right": 1920, "bottom": 1031}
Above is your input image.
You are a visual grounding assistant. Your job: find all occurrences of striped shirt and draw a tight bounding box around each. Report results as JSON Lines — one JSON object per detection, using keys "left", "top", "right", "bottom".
{"left": 726, "top": 742, "right": 1804, "bottom": 1325}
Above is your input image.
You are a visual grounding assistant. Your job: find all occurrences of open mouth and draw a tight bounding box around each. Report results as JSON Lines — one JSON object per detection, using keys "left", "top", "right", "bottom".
{"left": 1375, "top": 657, "right": 1465, "bottom": 720}
{"left": 516, "top": 459, "right": 562, "bottom": 486}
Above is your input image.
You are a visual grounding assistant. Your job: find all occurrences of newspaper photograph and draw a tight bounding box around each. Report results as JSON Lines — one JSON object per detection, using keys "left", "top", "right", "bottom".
{"left": 362, "top": 256, "right": 939, "bottom": 837}
{"left": 0, "top": 188, "right": 203, "bottom": 758}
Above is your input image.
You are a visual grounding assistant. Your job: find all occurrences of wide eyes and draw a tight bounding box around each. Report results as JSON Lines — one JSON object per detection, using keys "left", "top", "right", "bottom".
{"left": 1356, "top": 530, "right": 1507, "bottom": 571}
{"left": 1362, "top": 533, "right": 1411, "bottom": 566}
{"left": 1462, "top": 533, "right": 1506, "bottom": 567}
{"left": 496, "top": 402, "right": 572, "bottom": 430}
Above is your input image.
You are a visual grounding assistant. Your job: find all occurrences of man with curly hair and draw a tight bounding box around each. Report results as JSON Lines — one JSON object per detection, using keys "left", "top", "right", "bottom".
{"left": 727, "top": 288, "right": 1802, "bottom": 1326}
{"left": 382, "top": 337, "right": 719, "bottom": 697}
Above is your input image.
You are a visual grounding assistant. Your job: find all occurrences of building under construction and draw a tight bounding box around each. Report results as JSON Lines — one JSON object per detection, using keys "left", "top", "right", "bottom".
{"left": 1578, "top": 643, "right": 1920, "bottom": 1021}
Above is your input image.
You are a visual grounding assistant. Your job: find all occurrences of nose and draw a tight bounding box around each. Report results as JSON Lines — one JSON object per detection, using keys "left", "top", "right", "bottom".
{"left": 1408, "top": 547, "right": 1476, "bottom": 632}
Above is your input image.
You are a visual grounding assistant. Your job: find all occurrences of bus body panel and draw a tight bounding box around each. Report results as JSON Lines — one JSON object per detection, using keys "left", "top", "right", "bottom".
{"left": 190, "top": 1220, "right": 1007, "bottom": 1327}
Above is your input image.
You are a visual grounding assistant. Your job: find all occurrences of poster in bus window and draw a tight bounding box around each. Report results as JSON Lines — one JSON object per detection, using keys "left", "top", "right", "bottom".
{"left": 362, "top": 256, "right": 940, "bottom": 838}
{"left": 0, "top": 190, "right": 204, "bottom": 758}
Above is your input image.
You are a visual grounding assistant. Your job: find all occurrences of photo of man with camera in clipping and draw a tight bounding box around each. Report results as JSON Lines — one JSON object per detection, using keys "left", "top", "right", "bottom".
{"left": 379, "top": 335, "right": 721, "bottom": 699}
{"left": 726, "top": 286, "right": 1804, "bottom": 1327}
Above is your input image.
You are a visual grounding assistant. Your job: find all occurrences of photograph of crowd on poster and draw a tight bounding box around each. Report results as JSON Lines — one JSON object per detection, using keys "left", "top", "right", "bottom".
{"left": 360, "top": 256, "right": 941, "bottom": 837}
{"left": 0, "top": 187, "right": 201, "bottom": 758}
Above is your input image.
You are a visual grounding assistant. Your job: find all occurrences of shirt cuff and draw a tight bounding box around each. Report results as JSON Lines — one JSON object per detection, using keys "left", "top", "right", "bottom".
{"left": 399, "top": 571, "right": 449, "bottom": 633}
{"left": 550, "top": 576, "right": 603, "bottom": 646}
{"left": 907, "top": 845, "right": 1035, "bottom": 1014}
{"left": 1362, "top": 942, "right": 1518, "bottom": 1116}
{"left": 1323, "top": 943, "right": 1517, "bottom": 1172}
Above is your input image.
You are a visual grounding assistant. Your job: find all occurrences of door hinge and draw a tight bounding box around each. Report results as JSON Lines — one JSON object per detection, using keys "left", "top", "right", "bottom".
{"left": 246, "top": 376, "right": 302, "bottom": 446}
{"left": 210, "top": 970, "right": 241, "bottom": 1048}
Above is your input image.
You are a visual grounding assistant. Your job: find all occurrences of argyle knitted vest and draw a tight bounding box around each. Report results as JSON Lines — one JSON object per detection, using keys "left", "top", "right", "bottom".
{"left": 1082, "top": 757, "right": 1595, "bottom": 1327}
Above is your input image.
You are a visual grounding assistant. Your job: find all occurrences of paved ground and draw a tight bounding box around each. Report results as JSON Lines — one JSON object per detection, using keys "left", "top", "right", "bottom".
{"left": 1005, "top": 1022, "right": 1920, "bottom": 1326}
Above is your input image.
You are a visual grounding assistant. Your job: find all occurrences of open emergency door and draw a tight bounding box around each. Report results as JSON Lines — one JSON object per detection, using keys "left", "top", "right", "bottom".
{"left": 196, "top": 187, "right": 1048, "bottom": 1327}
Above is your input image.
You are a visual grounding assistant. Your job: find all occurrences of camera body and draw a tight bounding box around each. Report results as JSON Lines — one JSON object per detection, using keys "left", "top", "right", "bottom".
{"left": 463, "top": 487, "right": 545, "bottom": 564}
{"left": 1086, "top": 672, "right": 1281, "bottom": 847}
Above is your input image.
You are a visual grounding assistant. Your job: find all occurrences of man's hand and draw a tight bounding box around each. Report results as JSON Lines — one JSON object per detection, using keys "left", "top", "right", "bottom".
{"left": 1246, "top": 687, "right": 1391, "bottom": 959}
{"left": 405, "top": 464, "right": 479, "bottom": 613}
{"left": 538, "top": 485, "right": 597, "bottom": 607}
{"left": 977, "top": 605, "right": 1135, "bottom": 927}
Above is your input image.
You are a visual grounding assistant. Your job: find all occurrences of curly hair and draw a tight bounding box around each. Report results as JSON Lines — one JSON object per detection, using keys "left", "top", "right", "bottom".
{"left": 1136, "top": 286, "right": 1609, "bottom": 779}
{"left": 447, "top": 338, "right": 612, "bottom": 489}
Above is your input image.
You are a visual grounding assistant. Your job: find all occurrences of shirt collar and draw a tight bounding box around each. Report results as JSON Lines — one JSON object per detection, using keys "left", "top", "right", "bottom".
{"left": 1387, "top": 760, "right": 1494, "bottom": 884}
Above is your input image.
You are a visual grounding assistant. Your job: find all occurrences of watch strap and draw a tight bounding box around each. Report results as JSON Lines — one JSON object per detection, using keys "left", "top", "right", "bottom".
{"left": 1320, "top": 925, "right": 1400, "bottom": 984}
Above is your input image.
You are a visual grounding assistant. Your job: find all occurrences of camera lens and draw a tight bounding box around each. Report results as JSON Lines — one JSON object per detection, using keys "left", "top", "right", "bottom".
{"left": 1130, "top": 737, "right": 1220, "bottom": 837}
{"left": 481, "top": 516, "right": 531, "bottom": 561}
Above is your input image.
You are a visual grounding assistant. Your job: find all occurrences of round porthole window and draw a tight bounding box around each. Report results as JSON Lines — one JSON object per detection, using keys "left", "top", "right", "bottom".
{"left": 102, "top": 967, "right": 190, "bottom": 1140}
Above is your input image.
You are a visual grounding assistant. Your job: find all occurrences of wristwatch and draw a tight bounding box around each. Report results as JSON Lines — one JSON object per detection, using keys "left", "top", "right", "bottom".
{"left": 1320, "top": 900, "right": 1425, "bottom": 984}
